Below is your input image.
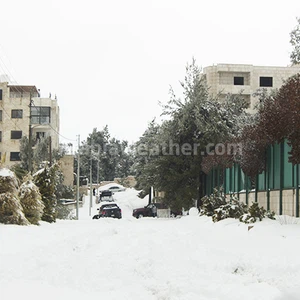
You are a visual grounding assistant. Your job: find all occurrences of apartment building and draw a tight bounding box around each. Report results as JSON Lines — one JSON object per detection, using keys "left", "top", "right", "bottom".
{"left": 0, "top": 82, "right": 60, "bottom": 168}
{"left": 203, "top": 63, "right": 300, "bottom": 111}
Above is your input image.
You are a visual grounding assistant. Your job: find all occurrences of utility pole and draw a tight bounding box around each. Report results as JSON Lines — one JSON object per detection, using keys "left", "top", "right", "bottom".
{"left": 49, "top": 136, "right": 52, "bottom": 166}
{"left": 28, "top": 92, "right": 33, "bottom": 173}
{"left": 89, "top": 162, "right": 92, "bottom": 216}
{"left": 97, "top": 146, "right": 100, "bottom": 195}
{"left": 76, "top": 135, "right": 80, "bottom": 220}
{"left": 89, "top": 143, "right": 93, "bottom": 216}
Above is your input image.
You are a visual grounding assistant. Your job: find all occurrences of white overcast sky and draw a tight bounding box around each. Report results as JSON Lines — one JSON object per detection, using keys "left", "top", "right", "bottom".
{"left": 0, "top": 0, "right": 299, "bottom": 147}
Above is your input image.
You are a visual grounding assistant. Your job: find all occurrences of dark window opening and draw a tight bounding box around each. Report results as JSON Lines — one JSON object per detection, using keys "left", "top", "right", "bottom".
{"left": 10, "top": 152, "right": 21, "bottom": 161}
{"left": 0, "top": 110, "right": 2, "bottom": 121}
{"left": 260, "top": 77, "right": 273, "bottom": 87}
{"left": 234, "top": 77, "right": 244, "bottom": 85}
{"left": 31, "top": 107, "right": 51, "bottom": 124}
{"left": 0, "top": 131, "right": 2, "bottom": 142}
{"left": 0, "top": 89, "right": 2, "bottom": 100}
{"left": 11, "top": 109, "right": 23, "bottom": 119}
{"left": 36, "top": 132, "right": 46, "bottom": 140}
{"left": 11, "top": 131, "right": 22, "bottom": 139}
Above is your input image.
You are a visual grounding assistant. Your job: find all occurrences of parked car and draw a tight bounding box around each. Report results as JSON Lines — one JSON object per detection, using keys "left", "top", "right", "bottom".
{"left": 107, "top": 185, "right": 126, "bottom": 193}
{"left": 132, "top": 203, "right": 182, "bottom": 219}
{"left": 93, "top": 202, "right": 122, "bottom": 219}
{"left": 98, "top": 190, "right": 114, "bottom": 202}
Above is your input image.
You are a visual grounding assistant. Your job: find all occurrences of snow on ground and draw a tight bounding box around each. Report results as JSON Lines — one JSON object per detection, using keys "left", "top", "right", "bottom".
{"left": 1, "top": 184, "right": 300, "bottom": 300}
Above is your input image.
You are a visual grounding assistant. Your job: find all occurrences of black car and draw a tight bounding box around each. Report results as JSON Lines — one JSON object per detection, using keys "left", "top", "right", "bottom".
{"left": 132, "top": 203, "right": 182, "bottom": 219}
{"left": 93, "top": 202, "right": 122, "bottom": 219}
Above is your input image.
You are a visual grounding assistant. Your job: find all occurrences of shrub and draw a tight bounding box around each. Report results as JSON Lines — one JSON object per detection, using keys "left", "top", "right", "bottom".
{"left": 200, "top": 188, "right": 227, "bottom": 216}
{"left": 212, "top": 196, "right": 247, "bottom": 222}
{"left": 240, "top": 202, "right": 275, "bottom": 223}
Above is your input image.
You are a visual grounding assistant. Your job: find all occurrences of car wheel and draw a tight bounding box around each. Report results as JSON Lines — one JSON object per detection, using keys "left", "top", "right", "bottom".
{"left": 137, "top": 214, "right": 143, "bottom": 219}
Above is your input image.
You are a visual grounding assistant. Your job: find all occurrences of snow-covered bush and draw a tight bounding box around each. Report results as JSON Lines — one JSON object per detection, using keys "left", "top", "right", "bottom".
{"left": 19, "top": 175, "right": 44, "bottom": 225}
{"left": 0, "top": 169, "right": 19, "bottom": 194}
{"left": 240, "top": 202, "right": 275, "bottom": 223}
{"left": 200, "top": 188, "right": 227, "bottom": 216}
{"left": 212, "top": 196, "right": 247, "bottom": 222}
{"left": 0, "top": 168, "right": 29, "bottom": 225}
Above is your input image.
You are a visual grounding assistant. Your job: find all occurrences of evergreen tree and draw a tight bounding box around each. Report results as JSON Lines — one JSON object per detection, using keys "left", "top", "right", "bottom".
{"left": 134, "top": 58, "right": 248, "bottom": 209}
{"left": 290, "top": 17, "right": 300, "bottom": 65}
{"left": 78, "top": 126, "right": 134, "bottom": 182}
{"left": 0, "top": 168, "right": 29, "bottom": 225}
{"left": 33, "top": 164, "right": 57, "bottom": 223}
{"left": 19, "top": 175, "right": 44, "bottom": 225}
{"left": 133, "top": 119, "right": 161, "bottom": 194}
{"left": 19, "top": 136, "right": 31, "bottom": 171}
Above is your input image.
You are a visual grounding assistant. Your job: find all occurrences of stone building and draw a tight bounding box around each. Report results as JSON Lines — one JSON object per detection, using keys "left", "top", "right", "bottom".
{"left": 203, "top": 63, "right": 300, "bottom": 112}
{"left": 0, "top": 82, "right": 60, "bottom": 168}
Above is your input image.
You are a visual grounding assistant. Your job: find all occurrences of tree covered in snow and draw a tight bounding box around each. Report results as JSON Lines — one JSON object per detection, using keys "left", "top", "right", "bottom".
{"left": 290, "top": 17, "right": 300, "bottom": 65}
{"left": 19, "top": 136, "right": 67, "bottom": 173}
{"left": 0, "top": 168, "right": 29, "bottom": 225}
{"left": 134, "top": 58, "right": 249, "bottom": 208}
{"left": 78, "top": 126, "right": 134, "bottom": 182}
{"left": 132, "top": 119, "right": 161, "bottom": 197}
{"left": 19, "top": 175, "right": 44, "bottom": 225}
{"left": 33, "top": 164, "right": 57, "bottom": 223}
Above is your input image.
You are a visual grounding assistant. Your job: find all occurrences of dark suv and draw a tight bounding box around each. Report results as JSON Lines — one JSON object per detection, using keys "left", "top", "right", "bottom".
{"left": 98, "top": 190, "right": 114, "bottom": 202}
{"left": 93, "top": 203, "right": 122, "bottom": 219}
{"left": 132, "top": 203, "right": 182, "bottom": 219}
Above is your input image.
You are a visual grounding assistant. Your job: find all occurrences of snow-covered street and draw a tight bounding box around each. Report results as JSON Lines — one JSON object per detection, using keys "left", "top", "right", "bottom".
{"left": 1, "top": 187, "right": 300, "bottom": 300}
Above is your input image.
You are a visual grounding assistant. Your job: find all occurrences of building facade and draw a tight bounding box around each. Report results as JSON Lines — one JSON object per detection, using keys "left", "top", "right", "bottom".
{"left": 203, "top": 64, "right": 300, "bottom": 112}
{"left": 0, "top": 82, "right": 60, "bottom": 168}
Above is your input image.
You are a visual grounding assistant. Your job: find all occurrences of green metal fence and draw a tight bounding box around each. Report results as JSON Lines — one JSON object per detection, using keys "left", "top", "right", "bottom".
{"left": 205, "top": 141, "right": 300, "bottom": 216}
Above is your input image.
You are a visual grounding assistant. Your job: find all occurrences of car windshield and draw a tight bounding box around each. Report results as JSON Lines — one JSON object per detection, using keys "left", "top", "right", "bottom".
{"left": 103, "top": 205, "right": 118, "bottom": 210}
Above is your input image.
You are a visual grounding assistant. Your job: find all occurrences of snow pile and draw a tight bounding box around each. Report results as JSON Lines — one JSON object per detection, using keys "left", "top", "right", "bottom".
{"left": 1, "top": 187, "right": 300, "bottom": 300}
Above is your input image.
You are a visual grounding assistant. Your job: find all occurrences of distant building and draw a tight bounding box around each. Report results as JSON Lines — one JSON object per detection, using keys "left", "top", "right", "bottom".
{"left": 203, "top": 64, "right": 300, "bottom": 111}
{"left": 0, "top": 82, "right": 60, "bottom": 168}
{"left": 59, "top": 155, "right": 74, "bottom": 186}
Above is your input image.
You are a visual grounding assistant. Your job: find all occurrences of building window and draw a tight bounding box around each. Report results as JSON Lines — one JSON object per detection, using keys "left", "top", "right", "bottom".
{"left": 234, "top": 77, "right": 244, "bottom": 85}
{"left": 0, "top": 110, "right": 2, "bottom": 121}
{"left": 0, "top": 89, "right": 2, "bottom": 100}
{"left": 10, "top": 152, "right": 21, "bottom": 161}
{"left": 260, "top": 77, "right": 273, "bottom": 87}
{"left": 36, "top": 132, "right": 46, "bottom": 140}
{"left": 0, "top": 131, "right": 2, "bottom": 142}
{"left": 31, "top": 107, "right": 51, "bottom": 124}
{"left": 11, "top": 130, "right": 22, "bottom": 139}
{"left": 11, "top": 109, "right": 23, "bottom": 119}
